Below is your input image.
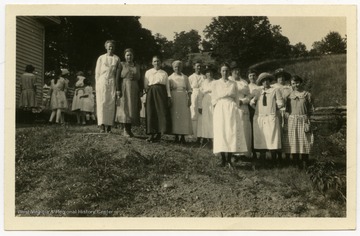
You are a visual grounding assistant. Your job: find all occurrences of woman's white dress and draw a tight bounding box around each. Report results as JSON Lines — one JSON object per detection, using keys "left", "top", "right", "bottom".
{"left": 251, "top": 87, "right": 283, "bottom": 150}
{"left": 197, "top": 79, "right": 214, "bottom": 139}
{"left": 95, "top": 53, "right": 121, "bottom": 126}
{"left": 211, "top": 79, "right": 242, "bottom": 153}
{"left": 236, "top": 79, "right": 252, "bottom": 156}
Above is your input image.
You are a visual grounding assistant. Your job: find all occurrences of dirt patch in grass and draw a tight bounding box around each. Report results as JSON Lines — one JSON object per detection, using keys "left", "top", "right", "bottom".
{"left": 15, "top": 123, "right": 346, "bottom": 217}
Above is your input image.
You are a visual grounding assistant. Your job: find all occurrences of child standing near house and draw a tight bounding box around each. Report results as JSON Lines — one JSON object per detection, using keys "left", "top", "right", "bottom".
{"left": 48, "top": 69, "right": 69, "bottom": 124}
{"left": 80, "top": 78, "right": 96, "bottom": 124}
{"left": 71, "top": 71, "right": 86, "bottom": 124}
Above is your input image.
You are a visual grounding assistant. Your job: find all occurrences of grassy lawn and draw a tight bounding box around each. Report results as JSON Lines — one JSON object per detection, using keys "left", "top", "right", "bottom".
{"left": 15, "top": 122, "right": 346, "bottom": 217}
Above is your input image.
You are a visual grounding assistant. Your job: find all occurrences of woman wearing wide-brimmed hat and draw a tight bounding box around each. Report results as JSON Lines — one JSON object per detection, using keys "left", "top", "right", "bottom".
{"left": 282, "top": 75, "right": 314, "bottom": 168}
{"left": 272, "top": 68, "right": 293, "bottom": 162}
{"left": 272, "top": 68, "right": 291, "bottom": 89}
{"left": 250, "top": 72, "right": 283, "bottom": 164}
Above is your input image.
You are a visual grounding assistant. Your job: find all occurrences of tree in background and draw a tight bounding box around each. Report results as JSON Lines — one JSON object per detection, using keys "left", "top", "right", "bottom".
{"left": 204, "top": 16, "right": 292, "bottom": 69}
{"left": 200, "top": 39, "right": 213, "bottom": 52}
{"left": 172, "top": 29, "right": 201, "bottom": 60}
{"left": 45, "top": 16, "right": 161, "bottom": 84}
{"left": 154, "top": 33, "right": 174, "bottom": 59}
{"left": 290, "top": 42, "right": 308, "bottom": 58}
{"left": 310, "top": 31, "right": 346, "bottom": 55}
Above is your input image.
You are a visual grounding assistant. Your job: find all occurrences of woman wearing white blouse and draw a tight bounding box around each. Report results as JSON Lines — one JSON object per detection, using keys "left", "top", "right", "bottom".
{"left": 250, "top": 72, "right": 283, "bottom": 162}
{"left": 229, "top": 62, "right": 252, "bottom": 157}
{"left": 212, "top": 63, "right": 241, "bottom": 167}
{"left": 144, "top": 56, "right": 172, "bottom": 142}
{"left": 95, "top": 40, "right": 121, "bottom": 133}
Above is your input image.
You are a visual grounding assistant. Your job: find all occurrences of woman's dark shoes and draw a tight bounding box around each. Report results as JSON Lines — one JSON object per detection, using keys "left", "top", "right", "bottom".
{"left": 173, "top": 136, "right": 180, "bottom": 143}
{"left": 99, "top": 125, "right": 106, "bottom": 133}
{"left": 123, "top": 129, "right": 131, "bottom": 137}
{"left": 147, "top": 135, "right": 159, "bottom": 143}
{"left": 124, "top": 124, "right": 134, "bottom": 137}
{"left": 179, "top": 136, "right": 186, "bottom": 144}
{"left": 154, "top": 133, "right": 162, "bottom": 141}
{"left": 218, "top": 156, "right": 226, "bottom": 167}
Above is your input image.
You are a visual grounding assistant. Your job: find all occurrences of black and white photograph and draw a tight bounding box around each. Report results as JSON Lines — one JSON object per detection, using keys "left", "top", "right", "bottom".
{"left": 3, "top": 2, "right": 357, "bottom": 231}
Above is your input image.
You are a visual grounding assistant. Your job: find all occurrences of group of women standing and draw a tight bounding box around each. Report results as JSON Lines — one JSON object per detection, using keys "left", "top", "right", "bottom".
{"left": 91, "top": 39, "right": 314, "bottom": 168}
{"left": 18, "top": 39, "right": 314, "bottom": 169}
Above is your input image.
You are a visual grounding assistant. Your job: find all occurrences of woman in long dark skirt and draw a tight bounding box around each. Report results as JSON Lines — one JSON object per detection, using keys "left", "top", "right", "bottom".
{"left": 144, "top": 55, "right": 172, "bottom": 142}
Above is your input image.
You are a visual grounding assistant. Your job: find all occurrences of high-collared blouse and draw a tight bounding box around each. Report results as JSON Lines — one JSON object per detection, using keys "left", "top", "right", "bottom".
{"left": 144, "top": 68, "right": 171, "bottom": 97}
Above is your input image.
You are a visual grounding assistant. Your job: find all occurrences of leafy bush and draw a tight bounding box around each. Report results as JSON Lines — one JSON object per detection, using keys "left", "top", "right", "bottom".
{"left": 307, "top": 160, "right": 346, "bottom": 203}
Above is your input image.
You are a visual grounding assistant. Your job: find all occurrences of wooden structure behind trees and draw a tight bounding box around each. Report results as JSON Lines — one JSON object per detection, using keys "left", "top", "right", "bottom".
{"left": 311, "top": 106, "right": 347, "bottom": 135}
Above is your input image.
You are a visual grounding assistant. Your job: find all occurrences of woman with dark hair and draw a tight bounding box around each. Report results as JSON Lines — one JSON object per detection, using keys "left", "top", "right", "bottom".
{"left": 273, "top": 68, "right": 293, "bottom": 163}
{"left": 189, "top": 60, "right": 206, "bottom": 143}
{"left": 247, "top": 69, "right": 260, "bottom": 159}
{"left": 197, "top": 66, "right": 215, "bottom": 146}
{"left": 229, "top": 62, "right": 252, "bottom": 157}
{"left": 144, "top": 55, "right": 172, "bottom": 142}
{"left": 116, "top": 48, "right": 142, "bottom": 137}
{"left": 211, "top": 63, "right": 241, "bottom": 167}
{"left": 282, "top": 75, "right": 314, "bottom": 168}
{"left": 95, "top": 40, "right": 121, "bottom": 133}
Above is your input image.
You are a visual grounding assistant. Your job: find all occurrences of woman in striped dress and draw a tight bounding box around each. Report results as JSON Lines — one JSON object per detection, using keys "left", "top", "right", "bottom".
{"left": 283, "top": 75, "right": 314, "bottom": 168}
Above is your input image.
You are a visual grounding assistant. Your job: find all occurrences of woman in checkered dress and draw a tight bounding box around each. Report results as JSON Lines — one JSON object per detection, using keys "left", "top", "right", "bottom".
{"left": 282, "top": 75, "right": 314, "bottom": 168}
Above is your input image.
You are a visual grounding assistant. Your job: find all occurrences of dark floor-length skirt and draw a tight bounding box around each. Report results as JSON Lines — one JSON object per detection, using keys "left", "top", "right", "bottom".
{"left": 146, "top": 84, "right": 172, "bottom": 134}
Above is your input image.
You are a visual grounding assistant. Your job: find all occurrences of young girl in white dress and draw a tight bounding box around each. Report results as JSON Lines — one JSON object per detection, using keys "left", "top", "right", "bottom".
{"left": 80, "top": 78, "right": 96, "bottom": 124}
{"left": 71, "top": 71, "right": 86, "bottom": 124}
